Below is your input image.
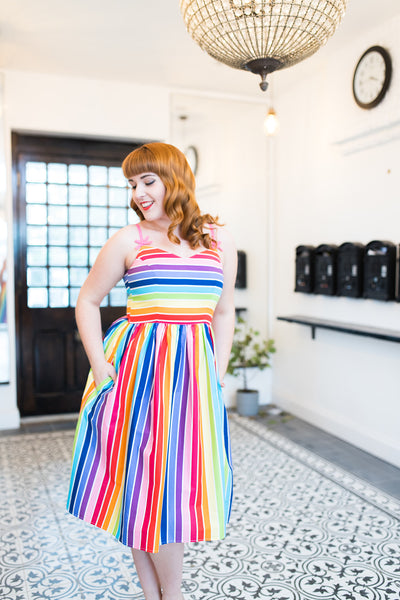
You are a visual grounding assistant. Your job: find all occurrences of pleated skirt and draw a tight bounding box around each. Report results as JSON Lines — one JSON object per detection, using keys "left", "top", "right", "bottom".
{"left": 66, "top": 316, "right": 233, "bottom": 553}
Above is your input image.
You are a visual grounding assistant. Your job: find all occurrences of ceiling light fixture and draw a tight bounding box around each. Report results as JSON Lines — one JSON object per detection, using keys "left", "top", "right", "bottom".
{"left": 264, "top": 107, "right": 279, "bottom": 135}
{"left": 180, "top": 0, "right": 348, "bottom": 91}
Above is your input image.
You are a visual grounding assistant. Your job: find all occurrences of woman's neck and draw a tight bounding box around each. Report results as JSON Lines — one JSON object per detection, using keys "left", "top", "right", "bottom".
{"left": 141, "top": 218, "right": 171, "bottom": 234}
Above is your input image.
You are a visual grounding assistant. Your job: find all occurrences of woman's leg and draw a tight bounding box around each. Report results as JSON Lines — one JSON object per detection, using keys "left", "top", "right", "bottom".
{"left": 150, "top": 543, "right": 185, "bottom": 600}
{"left": 131, "top": 549, "right": 162, "bottom": 600}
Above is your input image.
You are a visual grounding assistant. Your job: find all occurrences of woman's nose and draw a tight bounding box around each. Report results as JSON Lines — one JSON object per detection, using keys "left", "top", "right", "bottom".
{"left": 135, "top": 183, "right": 146, "bottom": 198}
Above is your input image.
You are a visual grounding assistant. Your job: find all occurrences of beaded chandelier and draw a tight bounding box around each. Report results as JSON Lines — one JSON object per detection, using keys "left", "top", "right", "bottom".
{"left": 180, "top": 0, "right": 348, "bottom": 91}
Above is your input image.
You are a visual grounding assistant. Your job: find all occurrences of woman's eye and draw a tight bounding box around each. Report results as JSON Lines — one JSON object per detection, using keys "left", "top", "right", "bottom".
{"left": 130, "top": 177, "right": 155, "bottom": 189}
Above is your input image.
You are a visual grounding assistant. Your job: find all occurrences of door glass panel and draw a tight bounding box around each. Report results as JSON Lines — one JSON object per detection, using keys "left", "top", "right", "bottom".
{"left": 48, "top": 205, "right": 68, "bottom": 225}
{"left": 127, "top": 210, "right": 137, "bottom": 224}
{"left": 49, "top": 287, "right": 69, "bottom": 308}
{"left": 28, "top": 287, "right": 48, "bottom": 308}
{"left": 27, "top": 267, "right": 48, "bottom": 287}
{"left": 47, "top": 163, "right": 68, "bottom": 184}
{"left": 109, "top": 166, "right": 126, "bottom": 187}
{"left": 27, "top": 226, "right": 47, "bottom": 246}
{"left": 89, "top": 227, "right": 107, "bottom": 246}
{"left": 110, "top": 288, "right": 127, "bottom": 306}
{"left": 69, "top": 185, "right": 87, "bottom": 205}
{"left": 49, "top": 246, "right": 68, "bottom": 266}
{"left": 89, "top": 165, "right": 107, "bottom": 186}
{"left": 26, "top": 161, "right": 47, "bottom": 183}
{"left": 48, "top": 184, "right": 68, "bottom": 205}
{"left": 70, "top": 267, "right": 89, "bottom": 287}
{"left": 69, "top": 227, "right": 88, "bottom": 246}
{"left": 27, "top": 247, "right": 47, "bottom": 266}
{"left": 69, "top": 206, "right": 88, "bottom": 225}
{"left": 89, "top": 206, "right": 107, "bottom": 225}
{"left": 48, "top": 226, "right": 68, "bottom": 245}
{"left": 109, "top": 208, "right": 126, "bottom": 227}
{"left": 68, "top": 164, "right": 87, "bottom": 185}
{"left": 26, "top": 204, "right": 47, "bottom": 225}
{"left": 69, "top": 288, "right": 80, "bottom": 306}
{"left": 49, "top": 267, "right": 69, "bottom": 287}
{"left": 89, "top": 186, "right": 107, "bottom": 205}
{"left": 26, "top": 183, "right": 47, "bottom": 204}
{"left": 24, "top": 160, "right": 135, "bottom": 308}
{"left": 109, "top": 188, "right": 127, "bottom": 207}
{"left": 69, "top": 247, "right": 88, "bottom": 266}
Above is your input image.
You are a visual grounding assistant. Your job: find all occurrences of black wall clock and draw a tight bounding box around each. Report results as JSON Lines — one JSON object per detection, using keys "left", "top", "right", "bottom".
{"left": 352, "top": 46, "right": 392, "bottom": 109}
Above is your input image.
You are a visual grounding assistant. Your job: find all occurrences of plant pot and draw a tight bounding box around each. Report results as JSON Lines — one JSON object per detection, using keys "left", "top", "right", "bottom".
{"left": 236, "top": 389, "right": 259, "bottom": 417}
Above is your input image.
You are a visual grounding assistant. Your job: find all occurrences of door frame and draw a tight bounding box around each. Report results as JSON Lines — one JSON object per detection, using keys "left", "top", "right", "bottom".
{"left": 12, "top": 133, "right": 143, "bottom": 416}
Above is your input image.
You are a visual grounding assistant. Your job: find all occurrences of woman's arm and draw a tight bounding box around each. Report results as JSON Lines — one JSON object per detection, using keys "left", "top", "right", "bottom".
{"left": 75, "top": 227, "right": 132, "bottom": 387}
{"left": 211, "top": 227, "right": 238, "bottom": 382}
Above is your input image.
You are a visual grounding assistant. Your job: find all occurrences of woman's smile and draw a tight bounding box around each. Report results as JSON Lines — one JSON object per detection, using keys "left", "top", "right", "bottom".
{"left": 140, "top": 200, "right": 154, "bottom": 211}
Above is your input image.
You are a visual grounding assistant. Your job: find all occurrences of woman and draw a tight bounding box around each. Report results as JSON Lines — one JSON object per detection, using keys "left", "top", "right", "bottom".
{"left": 67, "top": 142, "right": 237, "bottom": 600}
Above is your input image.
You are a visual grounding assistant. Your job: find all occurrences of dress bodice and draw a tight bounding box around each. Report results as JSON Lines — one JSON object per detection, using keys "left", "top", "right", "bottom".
{"left": 123, "top": 245, "right": 224, "bottom": 325}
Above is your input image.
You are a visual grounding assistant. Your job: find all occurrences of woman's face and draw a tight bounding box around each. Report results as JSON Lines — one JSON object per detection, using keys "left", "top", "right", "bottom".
{"left": 128, "top": 172, "right": 167, "bottom": 222}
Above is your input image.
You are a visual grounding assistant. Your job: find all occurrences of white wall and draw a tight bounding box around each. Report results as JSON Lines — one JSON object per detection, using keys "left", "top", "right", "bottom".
{"left": 1, "top": 70, "right": 171, "bottom": 428}
{"left": 0, "top": 71, "right": 269, "bottom": 427}
{"left": 272, "top": 15, "right": 400, "bottom": 467}
{"left": 170, "top": 93, "right": 271, "bottom": 406}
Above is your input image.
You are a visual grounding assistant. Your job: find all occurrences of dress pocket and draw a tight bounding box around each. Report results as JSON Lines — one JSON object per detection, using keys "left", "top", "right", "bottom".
{"left": 95, "top": 375, "right": 114, "bottom": 394}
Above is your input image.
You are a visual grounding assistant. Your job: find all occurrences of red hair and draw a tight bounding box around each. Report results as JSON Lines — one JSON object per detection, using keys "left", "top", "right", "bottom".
{"left": 122, "top": 142, "right": 220, "bottom": 249}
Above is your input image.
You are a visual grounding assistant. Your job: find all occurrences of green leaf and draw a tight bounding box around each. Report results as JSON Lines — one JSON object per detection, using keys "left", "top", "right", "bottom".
{"left": 227, "top": 315, "right": 276, "bottom": 390}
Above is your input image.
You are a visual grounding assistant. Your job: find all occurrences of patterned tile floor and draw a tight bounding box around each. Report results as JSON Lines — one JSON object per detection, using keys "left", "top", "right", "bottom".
{"left": 1, "top": 413, "right": 400, "bottom": 599}
{"left": 256, "top": 408, "right": 400, "bottom": 501}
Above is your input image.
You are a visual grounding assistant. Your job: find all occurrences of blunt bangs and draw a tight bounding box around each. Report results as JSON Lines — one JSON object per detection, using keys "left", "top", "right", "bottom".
{"left": 122, "top": 145, "right": 164, "bottom": 180}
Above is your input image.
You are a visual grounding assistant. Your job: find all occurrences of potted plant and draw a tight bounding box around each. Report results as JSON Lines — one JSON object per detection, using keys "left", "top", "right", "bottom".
{"left": 227, "top": 315, "right": 276, "bottom": 417}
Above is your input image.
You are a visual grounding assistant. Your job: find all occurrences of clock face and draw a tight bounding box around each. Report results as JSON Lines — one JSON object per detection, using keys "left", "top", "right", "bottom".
{"left": 353, "top": 46, "right": 392, "bottom": 109}
{"left": 184, "top": 145, "right": 198, "bottom": 175}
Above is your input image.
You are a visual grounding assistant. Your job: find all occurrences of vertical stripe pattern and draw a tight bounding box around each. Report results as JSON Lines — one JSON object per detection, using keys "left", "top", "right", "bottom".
{"left": 67, "top": 246, "right": 233, "bottom": 553}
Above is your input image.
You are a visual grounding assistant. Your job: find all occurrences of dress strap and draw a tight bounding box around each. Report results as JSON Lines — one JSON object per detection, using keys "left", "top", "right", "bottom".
{"left": 208, "top": 225, "right": 223, "bottom": 252}
{"left": 134, "top": 223, "right": 152, "bottom": 250}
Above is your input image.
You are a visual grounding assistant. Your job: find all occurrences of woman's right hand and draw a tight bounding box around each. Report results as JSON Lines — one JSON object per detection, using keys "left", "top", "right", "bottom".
{"left": 92, "top": 361, "right": 117, "bottom": 389}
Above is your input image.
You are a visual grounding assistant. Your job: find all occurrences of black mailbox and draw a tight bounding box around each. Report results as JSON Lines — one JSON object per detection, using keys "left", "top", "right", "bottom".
{"left": 235, "top": 250, "right": 247, "bottom": 289}
{"left": 364, "top": 240, "right": 396, "bottom": 301}
{"left": 337, "top": 242, "right": 364, "bottom": 298}
{"left": 314, "top": 244, "right": 338, "bottom": 295}
{"left": 295, "top": 245, "right": 315, "bottom": 293}
{"left": 398, "top": 245, "right": 400, "bottom": 302}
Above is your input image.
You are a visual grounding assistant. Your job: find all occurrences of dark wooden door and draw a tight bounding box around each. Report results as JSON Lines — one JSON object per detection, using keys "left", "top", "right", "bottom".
{"left": 13, "top": 134, "right": 143, "bottom": 416}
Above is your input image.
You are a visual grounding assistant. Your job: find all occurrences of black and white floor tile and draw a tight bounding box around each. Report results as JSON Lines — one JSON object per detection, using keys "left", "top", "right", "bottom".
{"left": 0, "top": 414, "right": 399, "bottom": 600}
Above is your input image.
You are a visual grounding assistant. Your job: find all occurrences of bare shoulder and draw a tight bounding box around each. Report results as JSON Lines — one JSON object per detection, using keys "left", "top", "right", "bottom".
{"left": 100, "top": 224, "right": 137, "bottom": 259}
{"left": 112, "top": 223, "right": 138, "bottom": 241}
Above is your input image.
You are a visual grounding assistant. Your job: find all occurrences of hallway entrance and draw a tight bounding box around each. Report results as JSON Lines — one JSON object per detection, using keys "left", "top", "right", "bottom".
{"left": 13, "top": 134, "right": 141, "bottom": 416}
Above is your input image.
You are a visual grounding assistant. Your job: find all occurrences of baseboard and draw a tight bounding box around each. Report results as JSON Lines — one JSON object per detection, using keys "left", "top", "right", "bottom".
{"left": 0, "top": 409, "right": 20, "bottom": 431}
{"left": 275, "top": 394, "right": 400, "bottom": 469}
{"left": 20, "top": 412, "right": 79, "bottom": 425}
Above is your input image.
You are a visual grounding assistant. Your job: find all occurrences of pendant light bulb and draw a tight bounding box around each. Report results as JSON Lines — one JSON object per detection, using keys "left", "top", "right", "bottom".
{"left": 264, "top": 107, "right": 279, "bottom": 136}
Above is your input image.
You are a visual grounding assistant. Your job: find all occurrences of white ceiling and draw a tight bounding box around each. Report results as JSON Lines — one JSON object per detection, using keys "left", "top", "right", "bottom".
{"left": 1, "top": 0, "right": 400, "bottom": 99}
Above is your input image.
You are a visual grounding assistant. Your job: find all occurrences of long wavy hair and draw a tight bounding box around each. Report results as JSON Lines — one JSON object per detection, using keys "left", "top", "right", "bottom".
{"left": 122, "top": 142, "right": 220, "bottom": 249}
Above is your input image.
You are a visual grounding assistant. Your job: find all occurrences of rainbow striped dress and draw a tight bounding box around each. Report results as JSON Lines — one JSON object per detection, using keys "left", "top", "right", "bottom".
{"left": 66, "top": 231, "right": 233, "bottom": 553}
